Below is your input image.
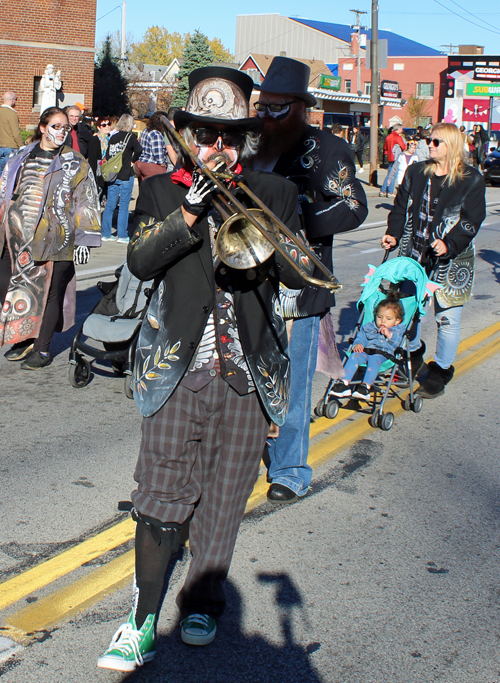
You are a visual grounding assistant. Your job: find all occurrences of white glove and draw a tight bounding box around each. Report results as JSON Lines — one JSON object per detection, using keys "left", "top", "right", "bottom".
{"left": 74, "top": 245, "right": 90, "bottom": 265}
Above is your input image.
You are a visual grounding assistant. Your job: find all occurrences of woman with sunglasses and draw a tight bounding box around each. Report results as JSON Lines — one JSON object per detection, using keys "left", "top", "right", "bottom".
{"left": 381, "top": 122, "right": 486, "bottom": 398}
{"left": 88, "top": 116, "right": 113, "bottom": 205}
{"left": 0, "top": 106, "right": 101, "bottom": 369}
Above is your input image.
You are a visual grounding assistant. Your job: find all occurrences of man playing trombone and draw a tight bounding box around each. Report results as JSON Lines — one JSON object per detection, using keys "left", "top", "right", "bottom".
{"left": 98, "top": 66, "right": 311, "bottom": 672}
{"left": 253, "top": 57, "right": 368, "bottom": 504}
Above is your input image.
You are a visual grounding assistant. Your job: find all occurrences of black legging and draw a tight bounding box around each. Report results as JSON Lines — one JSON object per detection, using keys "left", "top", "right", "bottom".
{"left": 0, "top": 247, "right": 74, "bottom": 353}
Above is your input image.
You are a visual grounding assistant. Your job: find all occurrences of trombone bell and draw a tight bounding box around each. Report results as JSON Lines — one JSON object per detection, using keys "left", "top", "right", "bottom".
{"left": 216, "top": 208, "right": 279, "bottom": 269}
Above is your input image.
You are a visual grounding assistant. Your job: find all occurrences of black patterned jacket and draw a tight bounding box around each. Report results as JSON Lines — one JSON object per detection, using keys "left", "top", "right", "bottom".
{"left": 386, "top": 161, "right": 486, "bottom": 308}
{"left": 127, "top": 168, "right": 307, "bottom": 420}
{"left": 272, "top": 126, "right": 368, "bottom": 318}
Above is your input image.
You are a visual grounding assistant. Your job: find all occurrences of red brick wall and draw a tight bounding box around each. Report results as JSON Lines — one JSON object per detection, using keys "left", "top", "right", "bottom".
{"left": 0, "top": 0, "right": 97, "bottom": 128}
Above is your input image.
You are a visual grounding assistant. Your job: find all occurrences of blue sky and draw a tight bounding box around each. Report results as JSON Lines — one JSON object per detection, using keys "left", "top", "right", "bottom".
{"left": 95, "top": 0, "right": 500, "bottom": 57}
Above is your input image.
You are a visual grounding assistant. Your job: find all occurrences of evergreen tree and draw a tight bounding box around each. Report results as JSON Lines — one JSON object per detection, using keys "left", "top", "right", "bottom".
{"left": 172, "top": 30, "right": 214, "bottom": 107}
{"left": 93, "top": 36, "right": 130, "bottom": 116}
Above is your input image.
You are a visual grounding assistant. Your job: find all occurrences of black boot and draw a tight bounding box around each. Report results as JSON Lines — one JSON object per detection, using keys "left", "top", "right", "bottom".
{"left": 416, "top": 361, "right": 454, "bottom": 399}
{"left": 410, "top": 341, "right": 426, "bottom": 380}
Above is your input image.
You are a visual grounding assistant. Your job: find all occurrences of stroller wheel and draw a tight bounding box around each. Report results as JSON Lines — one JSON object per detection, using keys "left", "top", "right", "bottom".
{"left": 369, "top": 409, "right": 381, "bottom": 428}
{"left": 402, "top": 395, "right": 412, "bottom": 411}
{"left": 69, "top": 356, "right": 91, "bottom": 388}
{"left": 380, "top": 412, "right": 394, "bottom": 431}
{"left": 412, "top": 395, "right": 423, "bottom": 413}
{"left": 314, "top": 398, "right": 326, "bottom": 417}
{"left": 124, "top": 374, "right": 134, "bottom": 399}
{"left": 324, "top": 400, "right": 340, "bottom": 420}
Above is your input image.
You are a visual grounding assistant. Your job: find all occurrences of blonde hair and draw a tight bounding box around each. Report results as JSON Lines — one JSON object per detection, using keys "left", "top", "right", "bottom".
{"left": 424, "top": 122, "right": 467, "bottom": 185}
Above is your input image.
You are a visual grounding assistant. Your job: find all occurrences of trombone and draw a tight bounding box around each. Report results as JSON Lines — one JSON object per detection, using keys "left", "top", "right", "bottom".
{"left": 160, "top": 116, "right": 342, "bottom": 291}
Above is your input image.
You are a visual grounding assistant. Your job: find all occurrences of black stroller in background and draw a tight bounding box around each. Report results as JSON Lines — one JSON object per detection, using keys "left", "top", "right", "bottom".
{"left": 68, "top": 262, "right": 153, "bottom": 397}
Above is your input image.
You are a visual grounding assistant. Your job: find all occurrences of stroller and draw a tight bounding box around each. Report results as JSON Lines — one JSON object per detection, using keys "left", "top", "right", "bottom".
{"left": 315, "top": 256, "right": 440, "bottom": 431}
{"left": 68, "top": 262, "right": 153, "bottom": 397}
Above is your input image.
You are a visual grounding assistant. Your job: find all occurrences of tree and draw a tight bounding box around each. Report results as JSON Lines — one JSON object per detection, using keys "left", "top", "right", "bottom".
{"left": 208, "top": 37, "right": 233, "bottom": 63}
{"left": 404, "top": 93, "right": 432, "bottom": 127}
{"left": 93, "top": 36, "right": 130, "bottom": 116}
{"left": 95, "top": 30, "right": 134, "bottom": 61}
{"left": 129, "top": 27, "right": 189, "bottom": 65}
{"left": 172, "top": 30, "right": 214, "bottom": 107}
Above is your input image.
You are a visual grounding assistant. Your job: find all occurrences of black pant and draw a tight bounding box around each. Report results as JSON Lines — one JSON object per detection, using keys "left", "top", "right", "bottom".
{"left": 0, "top": 247, "right": 74, "bottom": 353}
{"left": 355, "top": 150, "right": 364, "bottom": 169}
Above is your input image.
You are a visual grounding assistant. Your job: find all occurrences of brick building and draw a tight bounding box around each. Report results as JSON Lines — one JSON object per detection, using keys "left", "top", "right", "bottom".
{"left": 0, "top": 0, "right": 97, "bottom": 129}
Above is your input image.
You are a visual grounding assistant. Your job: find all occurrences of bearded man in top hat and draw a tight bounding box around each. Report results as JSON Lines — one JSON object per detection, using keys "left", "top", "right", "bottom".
{"left": 98, "top": 66, "right": 310, "bottom": 672}
{"left": 253, "top": 56, "right": 368, "bottom": 504}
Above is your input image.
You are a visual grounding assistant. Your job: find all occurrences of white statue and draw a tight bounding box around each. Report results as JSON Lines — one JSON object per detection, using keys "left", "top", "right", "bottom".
{"left": 40, "top": 64, "right": 62, "bottom": 113}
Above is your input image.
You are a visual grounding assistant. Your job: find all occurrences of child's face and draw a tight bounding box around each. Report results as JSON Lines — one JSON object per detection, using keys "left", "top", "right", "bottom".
{"left": 375, "top": 306, "right": 402, "bottom": 329}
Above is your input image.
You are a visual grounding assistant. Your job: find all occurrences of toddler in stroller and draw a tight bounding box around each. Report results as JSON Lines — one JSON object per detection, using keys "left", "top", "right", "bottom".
{"left": 330, "top": 295, "right": 405, "bottom": 401}
{"left": 316, "top": 256, "right": 441, "bottom": 430}
{"left": 68, "top": 261, "right": 153, "bottom": 396}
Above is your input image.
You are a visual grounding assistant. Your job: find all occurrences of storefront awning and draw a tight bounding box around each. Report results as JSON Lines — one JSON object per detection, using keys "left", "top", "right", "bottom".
{"left": 309, "top": 88, "right": 402, "bottom": 108}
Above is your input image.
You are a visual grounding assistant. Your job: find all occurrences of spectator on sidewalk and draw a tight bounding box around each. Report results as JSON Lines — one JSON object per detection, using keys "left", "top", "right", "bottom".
{"left": 0, "top": 91, "right": 23, "bottom": 174}
{"left": 63, "top": 105, "right": 93, "bottom": 158}
{"left": 350, "top": 125, "right": 366, "bottom": 173}
{"left": 101, "top": 113, "right": 142, "bottom": 243}
{"left": 380, "top": 124, "right": 406, "bottom": 197}
{"left": 135, "top": 112, "right": 170, "bottom": 186}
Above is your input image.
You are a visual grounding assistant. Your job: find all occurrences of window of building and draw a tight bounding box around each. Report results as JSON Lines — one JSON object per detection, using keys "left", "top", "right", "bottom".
{"left": 345, "top": 80, "right": 351, "bottom": 93}
{"left": 364, "top": 82, "right": 371, "bottom": 95}
{"left": 343, "top": 63, "right": 354, "bottom": 71}
{"left": 455, "top": 80, "right": 464, "bottom": 98}
{"left": 393, "top": 63, "right": 404, "bottom": 71}
{"left": 418, "top": 116, "right": 432, "bottom": 127}
{"left": 416, "top": 82, "right": 434, "bottom": 98}
{"left": 33, "top": 76, "right": 43, "bottom": 107}
{"left": 246, "top": 68, "right": 262, "bottom": 84}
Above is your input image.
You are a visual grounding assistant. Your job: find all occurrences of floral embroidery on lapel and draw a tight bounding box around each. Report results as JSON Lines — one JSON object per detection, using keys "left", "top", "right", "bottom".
{"left": 257, "top": 358, "right": 288, "bottom": 415}
{"left": 134, "top": 339, "right": 182, "bottom": 396}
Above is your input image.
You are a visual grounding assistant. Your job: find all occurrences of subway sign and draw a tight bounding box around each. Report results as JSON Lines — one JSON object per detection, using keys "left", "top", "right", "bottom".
{"left": 466, "top": 82, "right": 500, "bottom": 97}
{"left": 319, "top": 74, "right": 342, "bottom": 91}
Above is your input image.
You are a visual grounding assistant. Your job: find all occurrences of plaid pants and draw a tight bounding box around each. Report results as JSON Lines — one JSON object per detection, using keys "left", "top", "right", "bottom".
{"left": 131, "top": 376, "right": 269, "bottom": 617}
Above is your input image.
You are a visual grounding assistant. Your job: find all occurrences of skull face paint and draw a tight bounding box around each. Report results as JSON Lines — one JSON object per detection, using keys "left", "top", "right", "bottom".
{"left": 40, "top": 114, "right": 69, "bottom": 150}
{"left": 46, "top": 124, "right": 67, "bottom": 146}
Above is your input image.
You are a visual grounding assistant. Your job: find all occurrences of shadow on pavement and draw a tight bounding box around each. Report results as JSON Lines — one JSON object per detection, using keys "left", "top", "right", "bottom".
{"left": 477, "top": 248, "right": 500, "bottom": 286}
{"left": 120, "top": 575, "right": 324, "bottom": 683}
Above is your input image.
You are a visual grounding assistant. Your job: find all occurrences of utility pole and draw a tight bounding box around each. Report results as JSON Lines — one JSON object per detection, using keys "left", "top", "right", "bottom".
{"left": 350, "top": 9, "right": 367, "bottom": 97}
{"left": 369, "top": 0, "right": 379, "bottom": 186}
{"left": 120, "top": 1, "right": 126, "bottom": 61}
{"left": 440, "top": 44, "right": 459, "bottom": 55}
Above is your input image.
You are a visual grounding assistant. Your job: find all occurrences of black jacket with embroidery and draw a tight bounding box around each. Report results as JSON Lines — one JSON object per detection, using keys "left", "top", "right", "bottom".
{"left": 272, "top": 126, "right": 368, "bottom": 318}
{"left": 127, "top": 168, "right": 308, "bottom": 421}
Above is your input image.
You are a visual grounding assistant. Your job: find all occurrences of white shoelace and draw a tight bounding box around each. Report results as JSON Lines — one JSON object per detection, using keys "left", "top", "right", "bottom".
{"left": 184, "top": 613, "right": 211, "bottom": 632}
{"left": 108, "top": 623, "right": 145, "bottom": 666}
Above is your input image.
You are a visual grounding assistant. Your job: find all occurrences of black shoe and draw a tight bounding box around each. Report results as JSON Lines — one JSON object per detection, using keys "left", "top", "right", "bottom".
{"left": 267, "top": 483, "right": 299, "bottom": 504}
{"left": 20, "top": 351, "right": 51, "bottom": 370}
{"left": 415, "top": 361, "right": 454, "bottom": 398}
{"left": 4, "top": 340, "right": 34, "bottom": 361}
{"left": 352, "top": 383, "right": 370, "bottom": 401}
{"left": 330, "top": 380, "right": 351, "bottom": 398}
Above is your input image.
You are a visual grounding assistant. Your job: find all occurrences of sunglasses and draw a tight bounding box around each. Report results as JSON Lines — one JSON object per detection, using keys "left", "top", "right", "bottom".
{"left": 427, "top": 138, "right": 445, "bottom": 147}
{"left": 99, "top": 122, "right": 111, "bottom": 127}
{"left": 194, "top": 128, "right": 243, "bottom": 149}
{"left": 254, "top": 101, "right": 297, "bottom": 113}
{"left": 48, "top": 124, "right": 72, "bottom": 132}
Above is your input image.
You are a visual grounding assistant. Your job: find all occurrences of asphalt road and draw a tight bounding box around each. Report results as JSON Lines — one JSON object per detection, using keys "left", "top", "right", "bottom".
{"left": 1, "top": 182, "right": 500, "bottom": 682}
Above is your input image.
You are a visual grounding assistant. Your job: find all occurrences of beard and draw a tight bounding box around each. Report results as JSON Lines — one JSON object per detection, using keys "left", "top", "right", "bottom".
{"left": 257, "top": 110, "right": 307, "bottom": 160}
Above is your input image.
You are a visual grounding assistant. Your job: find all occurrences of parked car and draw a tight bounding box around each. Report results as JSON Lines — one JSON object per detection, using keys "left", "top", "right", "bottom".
{"left": 487, "top": 131, "right": 500, "bottom": 153}
{"left": 484, "top": 148, "right": 500, "bottom": 186}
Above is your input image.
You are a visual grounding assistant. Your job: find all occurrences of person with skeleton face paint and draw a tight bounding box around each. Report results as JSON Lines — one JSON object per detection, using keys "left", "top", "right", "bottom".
{"left": 252, "top": 57, "right": 368, "bottom": 505}
{"left": 0, "top": 106, "right": 101, "bottom": 369}
{"left": 97, "top": 67, "right": 308, "bottom": 672}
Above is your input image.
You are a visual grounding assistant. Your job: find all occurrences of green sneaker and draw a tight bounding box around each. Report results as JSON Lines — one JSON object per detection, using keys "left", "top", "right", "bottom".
{"left": 97, "top": 611, "right": 156, "bottom": 672}
{"left": 181, "top": 613, "right": 217, "bottom": 646}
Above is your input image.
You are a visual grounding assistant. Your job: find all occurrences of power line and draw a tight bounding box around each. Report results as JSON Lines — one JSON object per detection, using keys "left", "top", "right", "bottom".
{"left": 447, "top": 0, "right": 500, "bottom": 31}
{"left": 433, "top": 0, "right": 500, "bottom": 35}
{"left": 96, "top": 5, "right": 121, "bottom": 22}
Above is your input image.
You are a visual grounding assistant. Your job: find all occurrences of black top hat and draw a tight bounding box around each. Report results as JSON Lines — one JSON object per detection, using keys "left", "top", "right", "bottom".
{"left": 255, "top": 56, "right": 317, "bottom": 108}
{"left": 174, "top": 66, "right": 260, "bottom": 131}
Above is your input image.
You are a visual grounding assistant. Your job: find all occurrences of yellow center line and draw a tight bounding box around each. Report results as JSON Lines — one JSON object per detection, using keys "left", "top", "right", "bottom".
{"left": 3, "top": 320, "right": 500, "bottom": 637}
{"left": 0, "top": 519, "right": 134, "bottom": 612}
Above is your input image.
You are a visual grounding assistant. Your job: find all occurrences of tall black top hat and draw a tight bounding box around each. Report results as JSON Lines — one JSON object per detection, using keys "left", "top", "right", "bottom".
{"left": 174, "top": 66, "right": 260, "bottom": 131}
{"left": 256, "top": 56, "right": 317, "bottom": 108}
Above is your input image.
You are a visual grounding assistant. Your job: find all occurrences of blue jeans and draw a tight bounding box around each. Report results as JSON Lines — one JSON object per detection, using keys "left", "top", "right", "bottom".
{"left": 267, "top": 315, "right": 320, "bottom": 496}
{"left": 409, "top": 302, "right": 462, "bottom": 369}
{"left": 343, "top": 351, "right": 386, "bottom": 386}
{"left": 0, "top": 147, "right": 15, "bottom": 174}
{"left": 101, "top": 177, "right": 134, "bottom": 238}
{"left": 380, "top": 162, "right": 397, "bottom": 194}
